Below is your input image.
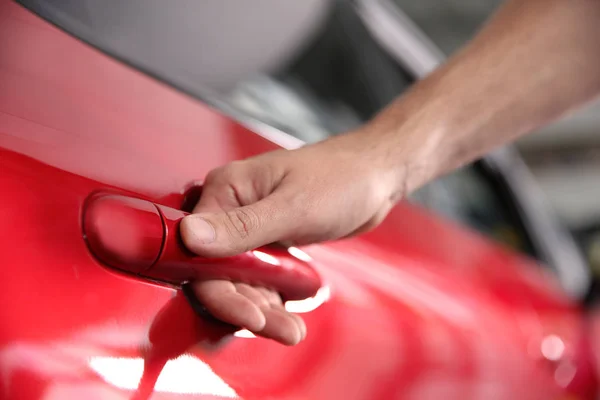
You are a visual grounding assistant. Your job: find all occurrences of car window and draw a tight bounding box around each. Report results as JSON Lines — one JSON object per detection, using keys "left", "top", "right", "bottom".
{"left": 393, "top": 0, "right": 502, "bottom": 55}
{"left": 411, "top": 165, "right": 535, "bottom": 256}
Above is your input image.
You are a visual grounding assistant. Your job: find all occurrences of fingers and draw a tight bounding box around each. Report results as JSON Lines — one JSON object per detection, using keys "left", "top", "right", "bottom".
{"left": 257, "top": 308, "right": 304, "bottom": 346}
{"left": 192, "top": 159, "right": 282, "bottom": 214}
{"left": 192, "top": 280, "right": 266, "bottom": 332}
{"left": 185, "top": 164, "right": 307, "bottom": 346}
{"left": 180, "top": 192, "right": 299, "bottom": 258}
{"left": 253, "top": 286, "right": 306, "bottom": 345}
{"left": 289, "top": 312, "right": 307, "bottom": 341}
{"left": 191, "top": 281, "right": 306, "bottom": 346}
{"left": 192, "top": 171, "right": 241, "bottom": 213}
{"left": 235, "top": 283, "right": 270, "bottom": 309}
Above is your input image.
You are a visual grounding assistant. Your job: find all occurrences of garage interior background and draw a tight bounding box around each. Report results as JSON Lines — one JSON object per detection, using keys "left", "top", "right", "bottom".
{"left": 398, "top": 0, "right": 600, "bottom": 238}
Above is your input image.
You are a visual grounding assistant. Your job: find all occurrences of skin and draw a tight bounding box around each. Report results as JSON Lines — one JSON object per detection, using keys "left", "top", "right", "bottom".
{"left": 180, "top": 0, "right": 600, "bottom": 346}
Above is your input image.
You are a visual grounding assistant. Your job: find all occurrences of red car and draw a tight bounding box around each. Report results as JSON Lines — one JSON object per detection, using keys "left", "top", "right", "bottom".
{"left": 1, "top": 1, "right": 598, "bottom": 399}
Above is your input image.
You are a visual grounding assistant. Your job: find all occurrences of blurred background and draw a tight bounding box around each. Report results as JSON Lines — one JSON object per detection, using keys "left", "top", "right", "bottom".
{"left": 394, "top": 0, "right": 600, "bottom": 280}
{"left": 395, "top": 0, "right": 600, "bottom": 241}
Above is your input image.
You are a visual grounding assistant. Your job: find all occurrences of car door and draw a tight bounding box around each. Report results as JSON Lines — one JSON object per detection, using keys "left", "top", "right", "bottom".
{"left": 0, "top": 2, "right": 596, "bottom": 399}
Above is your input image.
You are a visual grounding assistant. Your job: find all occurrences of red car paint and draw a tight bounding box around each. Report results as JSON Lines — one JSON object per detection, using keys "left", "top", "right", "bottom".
{"left": 83, "top": 193, "right": 322, "bottom": 301}
{"left": 0, "top": 1, "right": 597, "bottom": 399}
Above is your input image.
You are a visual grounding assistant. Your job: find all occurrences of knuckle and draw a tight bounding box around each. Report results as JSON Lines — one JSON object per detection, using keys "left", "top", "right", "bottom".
{"left": 221, "top": 161, "right": 247, "bottom": 179}
{"left": 204, "top": 167, "right": 226, "bottom": 184}
{"left": 206, "top": 162, "right": 244, "bottom": 183}
{"left": 219, "top": 165, "right": 237, "bottom": 181}
{"left": 224, "top": 207, "right": 261, "bottom": 243}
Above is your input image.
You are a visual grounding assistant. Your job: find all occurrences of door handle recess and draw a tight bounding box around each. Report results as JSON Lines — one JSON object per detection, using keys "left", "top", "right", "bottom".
{"left": 82, "top": 194, "right": 321, "bottom": 301}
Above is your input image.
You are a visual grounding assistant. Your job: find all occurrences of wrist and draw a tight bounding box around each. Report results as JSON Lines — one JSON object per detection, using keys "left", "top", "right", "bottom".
{"left": 333, "top": 127, "right": 431, "bottom": 204}
{"left": 356, "top": 110, "right": 446, "bottom": 200}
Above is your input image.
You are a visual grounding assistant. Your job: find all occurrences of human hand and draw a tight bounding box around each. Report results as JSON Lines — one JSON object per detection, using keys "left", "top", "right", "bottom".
{"left": 180, "top": 132, "right": 405, "bottom": 345}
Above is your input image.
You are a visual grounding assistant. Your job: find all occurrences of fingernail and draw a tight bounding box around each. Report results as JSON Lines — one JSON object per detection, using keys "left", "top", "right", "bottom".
{"left": 185, "top": 216, "right": 216, "bottom": 244}
{"left": 300, "top": 324, "right": 307, "bottom": 342}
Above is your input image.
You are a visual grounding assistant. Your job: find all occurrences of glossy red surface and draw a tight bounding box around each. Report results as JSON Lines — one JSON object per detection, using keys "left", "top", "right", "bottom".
{"left": 84, "top": 192, "right": 322, "bottom": 301}
{"left": 84, "top": 194, "right": 165, "bottom": 274}
{"left": 152, "top": 203, "right": 321, "bottom": 301}
{"left": 0, "top": 2, "right": 597, "bottom": 399}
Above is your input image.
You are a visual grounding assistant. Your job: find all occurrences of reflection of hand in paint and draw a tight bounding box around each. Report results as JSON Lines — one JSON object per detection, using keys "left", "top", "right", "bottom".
{"left": 139, "top": 291, "right": 238, "bottom": 400}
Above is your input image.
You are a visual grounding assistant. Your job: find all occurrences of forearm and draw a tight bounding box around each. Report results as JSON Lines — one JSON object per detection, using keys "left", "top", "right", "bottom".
{"left": 364, "top": 0, "right": 600, "bottom": 196}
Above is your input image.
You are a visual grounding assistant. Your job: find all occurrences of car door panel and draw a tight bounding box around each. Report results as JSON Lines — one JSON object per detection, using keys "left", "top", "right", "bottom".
{"left": 0, "top": 2, "right": 595, "bottom": 399}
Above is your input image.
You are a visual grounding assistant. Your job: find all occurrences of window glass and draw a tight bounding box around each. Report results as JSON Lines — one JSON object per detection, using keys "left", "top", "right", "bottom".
{"left": 411, "top": 166, "right": 534, "bottom": 255}
{"left": 394, "top": 0, "right": 502, "bottom": 55}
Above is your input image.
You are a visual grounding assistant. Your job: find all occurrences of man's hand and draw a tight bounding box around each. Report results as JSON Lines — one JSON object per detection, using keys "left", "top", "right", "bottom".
{"left": 189, "top": 281, "right": 307, "bottom": 346}
{"left": 181, "top": 0, "right": 600, "bottom": 345}
{"left": 180, "top": 133, "right": 406, "bottom": 345}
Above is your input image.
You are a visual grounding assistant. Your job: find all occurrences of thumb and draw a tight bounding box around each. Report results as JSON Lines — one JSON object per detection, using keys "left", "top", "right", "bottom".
{"left": 180, "top": 194, "right": 296, "bottom": 258}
